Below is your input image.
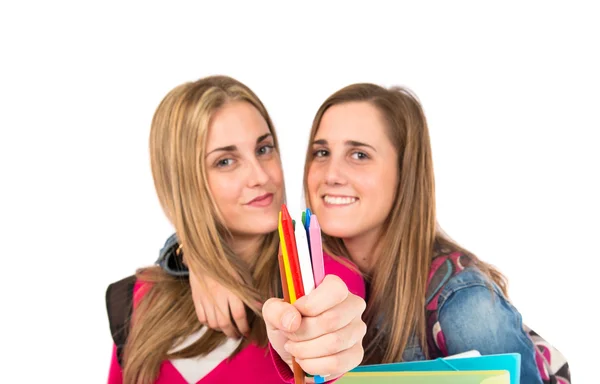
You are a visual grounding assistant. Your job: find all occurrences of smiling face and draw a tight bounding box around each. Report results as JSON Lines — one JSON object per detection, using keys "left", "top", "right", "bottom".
{"left": 307, "top": 101, "right": 399, "bottom": 243}
{"left": 205, "top": 101, "right": 284, "bottom": 238}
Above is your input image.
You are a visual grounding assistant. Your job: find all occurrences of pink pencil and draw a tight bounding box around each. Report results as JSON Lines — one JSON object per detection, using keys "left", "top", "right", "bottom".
{"left": 309, "top": 215, "right": 325, "bottom": 286}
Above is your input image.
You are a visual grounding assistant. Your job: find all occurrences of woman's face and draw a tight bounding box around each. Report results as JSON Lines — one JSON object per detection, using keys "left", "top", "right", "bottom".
{"left": 205, "top": 101, "right": 284, "bottom": 237}
{"left": 307, "top": 101, "right": 398, "bottom": 243}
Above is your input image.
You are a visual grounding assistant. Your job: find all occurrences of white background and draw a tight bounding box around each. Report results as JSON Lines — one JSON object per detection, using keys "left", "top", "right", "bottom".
{"left": 1, "top": 1, "right": 598, "bottom": 382}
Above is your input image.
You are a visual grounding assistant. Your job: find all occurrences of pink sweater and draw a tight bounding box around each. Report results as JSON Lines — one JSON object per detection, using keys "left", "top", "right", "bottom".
{"left": 107, "top": 253, "right": 365, "bottom": 384}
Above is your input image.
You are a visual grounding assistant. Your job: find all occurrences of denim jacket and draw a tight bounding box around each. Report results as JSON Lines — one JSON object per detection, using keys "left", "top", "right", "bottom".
{"left": 156, "top": 233, "right": 188, "bottom": 277}
{"left": 398, "top": 265, "right": 543, "bottom": 384}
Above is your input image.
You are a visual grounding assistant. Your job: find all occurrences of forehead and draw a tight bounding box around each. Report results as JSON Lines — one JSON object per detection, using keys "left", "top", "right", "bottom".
{"left": 316, "top": 101, "right": 388, "bottom": 142}
{"left": 207, "top": 101, "right": 270, "bottom": 148}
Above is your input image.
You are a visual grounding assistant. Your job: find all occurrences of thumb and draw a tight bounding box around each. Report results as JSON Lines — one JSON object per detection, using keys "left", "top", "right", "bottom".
{"left": 262, "top": 298, "right": 302, "bottom": 332}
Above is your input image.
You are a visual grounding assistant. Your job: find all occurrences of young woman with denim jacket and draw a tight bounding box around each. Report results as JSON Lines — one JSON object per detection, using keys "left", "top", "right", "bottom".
{"left": 298, "top": 83, "right": 569, "bottom": 383}
{"left": 194, "top": 82, "right": 570, "bottom": 383}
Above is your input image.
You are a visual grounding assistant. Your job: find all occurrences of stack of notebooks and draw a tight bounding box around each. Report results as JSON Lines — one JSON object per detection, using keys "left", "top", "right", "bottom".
{"left": 276, "top": 204, "right": 520, "bottom": 384}
{"left": 338, "top": 351, "right": 521, "bottom": 383}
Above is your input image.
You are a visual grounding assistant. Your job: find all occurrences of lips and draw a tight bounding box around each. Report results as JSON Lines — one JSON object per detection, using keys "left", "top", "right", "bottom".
{"left": 247, "top": 193, "right": 274, "bottom": 207}
{"left": 322, "top": 194, "right": 358, "bottom": 206}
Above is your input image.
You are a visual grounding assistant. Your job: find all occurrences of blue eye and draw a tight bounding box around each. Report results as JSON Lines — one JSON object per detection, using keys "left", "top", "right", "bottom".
{"left": 216, "top": 158, "right": 234, "bottom": 167}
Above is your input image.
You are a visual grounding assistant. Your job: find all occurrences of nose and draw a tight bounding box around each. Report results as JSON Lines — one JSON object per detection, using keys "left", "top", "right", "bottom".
{"left": 323, "top": 155, "right": 346, "bottom": 186}
{"left": 247, "top": 158, "right": 270, "bottom": 187}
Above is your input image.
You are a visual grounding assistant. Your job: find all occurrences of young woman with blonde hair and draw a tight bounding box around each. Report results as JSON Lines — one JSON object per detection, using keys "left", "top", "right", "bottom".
{"left": 105, "top": 75, "right": 366, "bottom": 384}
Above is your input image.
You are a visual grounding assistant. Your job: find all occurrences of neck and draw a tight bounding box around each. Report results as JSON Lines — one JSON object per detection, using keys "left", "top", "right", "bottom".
{"left": 230, "top": 234, "right": 263, "bottom": 263}
{"left": 343, "top": 227, "right": 383, "bottom": 275}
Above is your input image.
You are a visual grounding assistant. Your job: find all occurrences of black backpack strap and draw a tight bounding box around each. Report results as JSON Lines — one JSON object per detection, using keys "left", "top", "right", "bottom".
{"left": 105, "top": 234, "right": 186, "bottom": 367}
{"left": 105, "top": 274, "right": 137, "bottom": 367}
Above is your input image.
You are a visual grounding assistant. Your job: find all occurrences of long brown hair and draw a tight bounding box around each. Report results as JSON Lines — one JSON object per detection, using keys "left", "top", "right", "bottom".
{"left": 123, "top": 75, "right": 281, "bottom": 383}
{"left": 303, "top": 83, "right": 507, "bottom": 364}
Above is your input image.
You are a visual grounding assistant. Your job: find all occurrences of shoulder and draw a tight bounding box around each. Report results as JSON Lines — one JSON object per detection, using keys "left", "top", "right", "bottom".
{"left": 436, "top": 265, "right": 518, "bottom": 331}
{"left": 427, "top": 251, "right": 502, "bottom": 306}
{"left": 105, "top": 272, "right": 159, "bottom": 366}
{"left": 438, "top": 265, "right": 504, "bottom": 306}
{"left": 435, "top": 269, "right": 534, "bottom": 361}
{"left": 106, "top": 275, "right": 137, "bottom": 320}
{"left": 105, "top": 272, "right": 157, "bottom": 334}
{"left": 105, "top": 275, "right": 138, "bottom": 367}
{"left": 323, "top": 252, "right": 366, "bottom": 299}
{"left": 442, "top": 266, "right": 495, "bottom": 295}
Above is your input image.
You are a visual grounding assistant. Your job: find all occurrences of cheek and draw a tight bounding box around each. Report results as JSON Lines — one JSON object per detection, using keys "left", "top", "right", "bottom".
{"left": 267, "top": 161, "right": 284, "bottom": 187}
{"left": 350, "top": 170, "right": 379, "bottom": 193}
{"left": 208, "top": 173, "right": 239, "bottom": 212}
{"left": 355, "top": 169, "right": 395, "bottom": 208}
{"left": 377, "top": 169, "right": 398, "bottom": 210}
{"left": 306, "top": 165, "right": 322, "bottom": 205}
{"left": 307, "top": 163, "right": 320, "bottom": 192}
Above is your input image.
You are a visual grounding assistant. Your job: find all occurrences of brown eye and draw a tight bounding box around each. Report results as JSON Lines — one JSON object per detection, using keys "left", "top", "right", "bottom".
{"left": 351, "top": 151, "right": 368, "bottom": 160}
{"left": 313, "top": 149, "right": 329, "bottom": 158}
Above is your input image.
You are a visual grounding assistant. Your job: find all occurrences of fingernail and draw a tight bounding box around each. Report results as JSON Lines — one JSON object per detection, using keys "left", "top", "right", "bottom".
{"left": 283, "top": 342, "right": 291, "bottom": 353}
{"left": 281, "top": 311, "right": 297, "bottom": 331}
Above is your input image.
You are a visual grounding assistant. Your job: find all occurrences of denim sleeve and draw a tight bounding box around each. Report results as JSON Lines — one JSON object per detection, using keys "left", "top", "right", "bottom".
{"left": 156, "top": 232, "right": 190, "bottom": 277}
{"left": 438, "top": 280, "right": 542, "bottom": 384}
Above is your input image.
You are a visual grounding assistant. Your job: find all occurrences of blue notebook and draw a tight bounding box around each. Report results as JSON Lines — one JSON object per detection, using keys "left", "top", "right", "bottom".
{"left": 350, "top": 353, "right": 521, "bottom": 384}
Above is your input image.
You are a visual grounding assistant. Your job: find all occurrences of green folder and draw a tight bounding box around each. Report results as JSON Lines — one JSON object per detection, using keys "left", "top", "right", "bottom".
{"left": 337, "top": 370, "right": 510, "bottom": 384}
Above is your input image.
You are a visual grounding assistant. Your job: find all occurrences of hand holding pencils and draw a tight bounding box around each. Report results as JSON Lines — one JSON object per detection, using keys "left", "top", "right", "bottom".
{"left": 264, "top": 204, "right": 366, "bottom": 383}
{"left": 277, "top": 205, "right": 324, "bottom": 383}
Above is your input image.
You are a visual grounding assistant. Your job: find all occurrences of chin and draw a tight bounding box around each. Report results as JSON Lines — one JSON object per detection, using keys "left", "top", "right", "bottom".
{"left": 228, "top": 215, "right": 279, "bottom": 237}
{"left": 319, "top": 221, "right": 358, "bottom": 240}
{"left": 250, "top": 218, "right": 279, "bottom": 235}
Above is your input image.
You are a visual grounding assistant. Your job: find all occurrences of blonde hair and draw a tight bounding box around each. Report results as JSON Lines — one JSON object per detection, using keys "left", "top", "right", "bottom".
{"left": 123, "top": 75, "right": 281, "bottom": 383}
{"left": 303, "top": 83, "right": 507, "bottom": 364}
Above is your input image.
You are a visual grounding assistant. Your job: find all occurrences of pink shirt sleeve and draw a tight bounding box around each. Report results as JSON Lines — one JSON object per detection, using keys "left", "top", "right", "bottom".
{"left": 270, "top": 253, "right": 366, "bottom": 383}
{"left": 107, "top": 343, "right": 123, "bottom": 384}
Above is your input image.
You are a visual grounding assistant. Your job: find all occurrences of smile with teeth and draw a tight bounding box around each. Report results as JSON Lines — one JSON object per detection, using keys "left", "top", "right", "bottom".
{"left": 323, "top": 195, "right": 358, "bottom": 205}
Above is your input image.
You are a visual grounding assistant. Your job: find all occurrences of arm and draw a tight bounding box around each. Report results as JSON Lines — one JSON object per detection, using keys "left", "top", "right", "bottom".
{"left": 159, "top": 233, "right": 250, "bottom": 338}
{"left": 438, "top": 283, "right": 543, "bottom": 384}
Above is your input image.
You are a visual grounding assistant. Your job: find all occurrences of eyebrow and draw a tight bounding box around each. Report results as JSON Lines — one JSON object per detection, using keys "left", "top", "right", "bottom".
{"left": 206, "top": 133, "right": 273, "bottom": 156}
{"left": 312, "top": 138, "right": 377, "bottom": 152}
